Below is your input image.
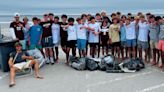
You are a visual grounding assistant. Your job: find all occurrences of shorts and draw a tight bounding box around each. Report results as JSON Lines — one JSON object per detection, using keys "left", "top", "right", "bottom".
{"left": 111, "top": 42, "right": 120, "bottom": 48}
{"left": 53, "top": 42, "right": 60, "bottom": 47}
{"left": 77, "top": 39, "right": 87, "bottom": 50}
{"left": 14, "top": 60, "right": 32, "bottom": 70}
{"left": 19, "top": 40, "right": 26, "bottom": 50}
{"left": 89, "top": 43, "right": 99, "bottom": 48}
{"left": 121, "top": 41, "right": 126, "bottom": 47}
{"left": 101, "top": 35, "right": 109, "bottom": 46}
{"left": 137, "top": 40, "right": 149, "bottom": 49}
{"left": 29, "top": 44, "right": 42, "bottom": 50}
{"left": 41, "top": 36, "right": 53, "bottom": 48}
{"left": 150, "top": 40, "right": 158, "bottom": 49}
{"left": 126, "top": 39, "right": 136, "bottom": 47}
{"left": 158, "top": 40, "right": 164, "bottom": 51}
{"left": 61, "top": 37, "right": 67, "bottom": 47}
{"left": 67, "top": 40, "right": 77, "bottom": 48}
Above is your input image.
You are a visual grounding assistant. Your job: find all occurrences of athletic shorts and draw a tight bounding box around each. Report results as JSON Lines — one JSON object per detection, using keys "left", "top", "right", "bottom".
{"left": 150, "top": 40, "right": 158, "bottom": 49}
{"left": 41, "top": 36, "right": 53, "bottom": 48}
{"left": 111, "top": 42, "right": 120, "bottom": 48}
{"left": 77, "top": 39, "right": 87, "bottom": 50}
{"left": 137, "top": 40, "right": 149, "bottom": 49}
{"left": 158, "top": 40, "right": 164, "bottom": 51}
{"left": 14, "top": 60, "right": 32, "bottom": 70}
{"left": 61, "top": 37, "right": 67, "bottom": 47}
{"left": 126, "top": 39, "right": 136, "bottom": 47}
{"left": 101, "top": 35, "right": 109, "bottom": 46}
{"left": 29, "top": 44, "right": 42, "bottom": 50}
{"left": 89, "top": 43, "right": 99, "bottom": 48}
{"left": 67, "top": 40, "right": 77, "bottom": 48}
{"left": 121, "top": 41, "right": 126, "bottom": 47}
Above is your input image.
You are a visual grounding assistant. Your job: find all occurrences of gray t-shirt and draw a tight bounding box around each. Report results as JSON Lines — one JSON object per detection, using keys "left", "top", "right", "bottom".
{"left": 149, "top": 23, "right": 160, "bottom": 42}
{"left": 10, "top": 51, "right": 29, "bottom": 64}
{"left": 159, "top": 23, "right": 164, "bottom": 40}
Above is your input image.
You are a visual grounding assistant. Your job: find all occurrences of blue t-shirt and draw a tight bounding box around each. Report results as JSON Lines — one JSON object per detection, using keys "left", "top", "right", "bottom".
{"left": 10, "top": 51, "right": 29, "bottom": 64}
{"left": 29, "top": 25, "right": 43, "bottom": 44}
{"left": 120, "top": 25, "right": 126, "bottom": 41}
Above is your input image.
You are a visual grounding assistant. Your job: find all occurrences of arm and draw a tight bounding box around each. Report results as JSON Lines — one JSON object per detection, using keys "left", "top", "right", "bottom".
{"left": 8, "top": 57, "right": 14, "bottom": 68}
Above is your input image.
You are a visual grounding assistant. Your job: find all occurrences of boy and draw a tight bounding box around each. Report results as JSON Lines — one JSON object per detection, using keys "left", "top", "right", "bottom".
{"left": 40, "top": 14, "right": 54, "bottom": 64}
{"left": 109, "top": 18, "right": 120, "bottom": 60}
{"left": 88, "top": 17, "right": 101, "bottom": 58}
{"left": 76, "top": 18, "right": 88, "bottom": 57}
{"left": 28, "top": 17, "right": 43, "bottom": 50}
{"left": 66, "top": 18, "right": 77, "bottom": 64}
{"left": 51, "top": 16, "right": 60, "bottom": 63}
{"left": 149, "top": 15, "right": 160, "bottom": 65}
{"left": 137, "top": 15, "right": 149, "bottom": 63}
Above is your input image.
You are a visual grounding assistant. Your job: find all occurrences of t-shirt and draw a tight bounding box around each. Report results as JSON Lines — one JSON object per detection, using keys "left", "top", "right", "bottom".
{"left": 76, "top": 23, "right": 88, "bottom": 40}
{"left": 23, "top": 23, "right": 31, "bottom": 41}
{"left": 149, "top": 23, "right": 160, "bottom": 42}
{"left": 52, "top": 23, "right": 60, "bottom": 43}
{"left": 101, "top": 26, "right": 109, "bottom": 36}
{"left": 40, "top": 21, "right": 52, "bottom": 38}
{"left": 67, "top": 25, "right": 77, "bottom": 41}
{"left": 88, "top": 22, "right": 101, "bottom": 43}
{"left": 138, "top": 22, "right": 149, "bottom": 42}
{"left": 59, "top": 22, "right": 68, "bottom": 39}
{"left": 159, "top": 23, "right": 164, "bottom": 40}
{"left": 10, "top": 51, "right": 29, "bottom": 64}
{"left": 10, "top": 21, "right": 24, "bottom": 40}
{"left": 124, "top": 22, "right": 136, "bottom": 40}
{"left": 120, "top": 25, "right": 126, "bottom": 41}
{"left": 109, "top": 24, "right": 120, "bottom": 43}
{"left": 29, "top": 24, "right": 43, "bottom": 45}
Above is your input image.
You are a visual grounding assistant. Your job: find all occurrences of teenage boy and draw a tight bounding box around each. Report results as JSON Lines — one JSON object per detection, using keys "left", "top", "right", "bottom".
{"left": 149, "top": 15, "right": 160, "bottom": 65}
{"left": 137, "top": 15, "right": 149, "bottom": 63}
{"left": 76, "top": 18, "right": 88, "bottom": 57}
{"left": 88, "top": 17, "right": 101, "bottom": 58}
{"left": 51, "top": 16, "right": 60, "bottom": 63}
{"left": 10, "top": 13, "right": 26, "bottom": 50}
{"left": 60, "top": 14, "right": 68, "bottom": 57}
{"left": 40, "top": 14, "right": 54, "bottom": 64}
{"left": 23, "top": 16, "right": 30, "bottom": 49}
{"left": 124, "top": 18, "right": 138, "bottom": 59}
{"left": 109, "top": 18, "right": 120, "bottom": 60}
{"left": 66, "top": 18, "right": 77, "bottom": 64}
{"left": 28, "top": 17, "right": 43, "bottom": 50}
{"left": 158, "top": 18, "right": 164, "bottom": 71}
{"left": 8, "top": 42, "right": 43, "bottom": 87}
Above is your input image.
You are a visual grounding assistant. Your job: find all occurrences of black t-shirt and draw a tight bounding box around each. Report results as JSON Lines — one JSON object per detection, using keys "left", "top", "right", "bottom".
{"left": 40, "top": 21, "right": 53, "bottom": 38}
{"left": 59, "top": 22, "right": 68, "bottom": 39}
{"left": 10, "top": 51, "right": 29, "bottom": 64}
{"left": 10, "top": 21, "right": 24, "bottom": 40}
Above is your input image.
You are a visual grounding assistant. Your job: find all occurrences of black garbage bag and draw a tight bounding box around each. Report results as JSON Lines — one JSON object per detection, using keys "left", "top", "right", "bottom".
{"left": 134, "top": 58, "right": 145, "bottom": 69}
{"left": 86, "top": 58, "right": 98, "bottom": 71}
{"left": 106, "top": 62, "right": 124, "bottom": 73}
{"left": 71, "top": 57, "right": 86, "bottom": 70}
{"left": 99, "top": 54, "right": 114, "bottom": 71}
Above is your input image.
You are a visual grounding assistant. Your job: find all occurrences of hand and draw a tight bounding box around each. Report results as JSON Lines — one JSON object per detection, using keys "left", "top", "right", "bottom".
{"left": 19, "top": 24, "right": 24, "bottom": 28}
{"left": 22, "top": 55, "right": 27, "bottom": 60}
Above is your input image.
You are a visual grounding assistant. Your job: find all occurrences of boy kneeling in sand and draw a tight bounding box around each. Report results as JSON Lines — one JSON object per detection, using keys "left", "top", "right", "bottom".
{"left": 8, "top": 42, "right": 43, "bottom": 87}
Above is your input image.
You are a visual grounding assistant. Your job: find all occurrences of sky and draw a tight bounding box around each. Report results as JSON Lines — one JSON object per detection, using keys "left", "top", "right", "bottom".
{"left": 0, "top": 0, "right": 163, "bottom": 15}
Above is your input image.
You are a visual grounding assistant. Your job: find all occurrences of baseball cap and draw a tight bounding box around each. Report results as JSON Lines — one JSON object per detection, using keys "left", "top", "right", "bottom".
{"left": 14, "top": 12, "right": 20, "bottom": 17}
{"left": 15, "top": 42, "right": 22, "bottom": 47}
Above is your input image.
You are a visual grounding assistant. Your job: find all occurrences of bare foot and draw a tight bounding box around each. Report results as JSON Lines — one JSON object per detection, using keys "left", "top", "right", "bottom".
{"left": 36, "top": 76, "right": 44, "bottom": 79}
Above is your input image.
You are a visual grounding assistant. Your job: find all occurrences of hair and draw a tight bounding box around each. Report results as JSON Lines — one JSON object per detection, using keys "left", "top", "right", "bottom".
{"left": 44, "top": 14, "right": 48, "bottom": 17}
{"left": 61, "top": 14, "right": 67, "bottom": 19}
{"left": 127, "top": 13, "right": 132, "bottom": 16}
{"left": 23, "top": 16, "right": 28, "bottom": 21}
{"left": 149, "top": 15, "right": 155, "bottom": 19}
{"left": 140, "top": 15, "right": 145, "bottom": 19}
{"left": 76, "top": 17, "right": 81, "bottom": 22}
{"left": 155, "top": 16, "right": 162, "bottom": 21}
{"left": 81, "top": 14, "right": 87, "bottom": 19}
{"left": 95, "top": 13, "right": 101, "bottom": 16}
{"left": 116, "top": 12, "right": 121, "bottom": 15}
{"left": 68, "top": 17, "right": 74, "bottom": 22}
{"left": 121, "top": 15, "right": 127, "bottom": 19}
{"left": 32, "top": 17, "right": 38, "bottom": 21}
{"left": 112, "top": 17, "right": 119, "bottom": 23}
{"left": 90, "top": 16, "right": 95, "bottom": 21}
{"left": 111, "top": 13, "right": 116, "bottom": 17}
{"left": 146, "top": 12, "right": 151, "bottom": 16}
{"left": 49, "top": 13, "right": 54, "bottom": 16}
{"left": 54, "top": 16, "right": 59, "bottom": 20}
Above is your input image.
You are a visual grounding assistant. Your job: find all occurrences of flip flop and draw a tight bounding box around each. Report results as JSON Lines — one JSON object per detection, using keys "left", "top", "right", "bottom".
{"left": 36, "top": 76, "right": 44, "bottom": 79}
{"left": 9, "top": 83, "right": 15, "bottom": 87}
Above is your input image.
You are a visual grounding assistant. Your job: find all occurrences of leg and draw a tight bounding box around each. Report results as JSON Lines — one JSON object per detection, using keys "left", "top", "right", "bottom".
{"left": 49, "top": 48, "right": 54, "bottom": 64}
{"left": 30, "top": 60, "right": 43, "bottom": 79}
{"left": 66, "top": 47, "right": 70, "bottom": 64}
{"left": 55, "top": 47, "right": 59, "bottom": 63}
{"left": 9, "top": 67, "right": 16, "bottom": 87}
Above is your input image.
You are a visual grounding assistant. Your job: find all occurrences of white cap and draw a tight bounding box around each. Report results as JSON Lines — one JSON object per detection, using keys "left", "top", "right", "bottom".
{"left": 101, "top": 10, "right": 106, "bottom": 13}
{"left": 14, "top": 12, "right": 20, "bottom": 17}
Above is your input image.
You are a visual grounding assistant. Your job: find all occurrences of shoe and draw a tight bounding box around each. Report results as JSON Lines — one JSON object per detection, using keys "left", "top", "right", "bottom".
{"left": 9, "top": 83, "right": 15, "bottom": 88}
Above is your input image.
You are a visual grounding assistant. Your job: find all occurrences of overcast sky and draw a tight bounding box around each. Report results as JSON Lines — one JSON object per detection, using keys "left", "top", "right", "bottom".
{"left": 0, "top": 0, "right": 163, "bottom": 14}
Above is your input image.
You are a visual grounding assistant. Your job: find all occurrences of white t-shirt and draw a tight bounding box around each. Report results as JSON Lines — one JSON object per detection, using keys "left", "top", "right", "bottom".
{"left": 138, "top": 21, "right": 149, "bottom": 42}
{"left": 76, "top": 23, "right": 88, "bottom": 40}
{"left": 67, "top": 25, "right": 77, "bottom": 41}
{"left": 51, "top": 23, "right": 60, "bottom": 44}
{"left": 124, "top": 22, "right": 136, "bottom": 40}
{"left": 88, "top": 22, "right": 100, "bottom": 43}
